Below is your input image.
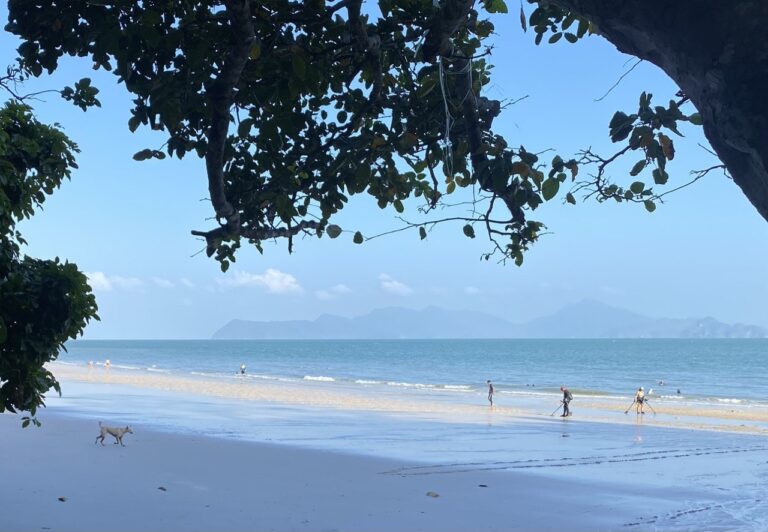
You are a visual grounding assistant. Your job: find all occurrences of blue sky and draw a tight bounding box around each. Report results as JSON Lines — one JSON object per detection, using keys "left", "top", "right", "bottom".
{"left": 2, "top": 6, "right": 767, "bottom": 338}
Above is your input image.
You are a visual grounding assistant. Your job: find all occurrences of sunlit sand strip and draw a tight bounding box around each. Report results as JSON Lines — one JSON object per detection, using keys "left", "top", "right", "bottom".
{"left": 49, "top": 363, "right": 527, "bottom": 422}
{"left": 48, "top": 363, "right": 768, "bottom": 435}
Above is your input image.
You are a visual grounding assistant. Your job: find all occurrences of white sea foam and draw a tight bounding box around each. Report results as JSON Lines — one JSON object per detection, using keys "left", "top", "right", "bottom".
{"left": 303, "top": 375, "right": 335, "bottom": 382}
{"left": 386, "top": 381, "right": 436, "bottom": 389}
{"left": 146, "top": 367, "right": 170, "bottom": 373}
{"left": 443, "top": 385, "right": 473, "bottom": 392}
{"left": 716, "top": 398, "right": 744, "bottom": 404}
{"left": 355, "top": 379, "right": 382, "bottom": 385}
{"left": 112, "top": 364, "right": 141, "bottom": 370}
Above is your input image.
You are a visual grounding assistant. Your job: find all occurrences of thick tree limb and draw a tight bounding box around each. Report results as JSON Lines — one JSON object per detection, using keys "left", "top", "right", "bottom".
{"left": 421, "top": 0, "right": 474, "bottom": 61}
{"left": 192, "top": 220, "right": 320, "bottom": 256}
{"left": 204, "top": 0, "right": 256, "bottom": 232}
{"left": 543, "top": 0, "right": 768, "bottom": 223}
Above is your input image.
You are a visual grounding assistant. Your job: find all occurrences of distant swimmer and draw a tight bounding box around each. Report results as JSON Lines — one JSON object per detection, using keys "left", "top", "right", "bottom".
{"left": 560, "top": 386, "right": 573, "bottom": 417}
{"left": 88, "top": 361, "right": 94, "bottom": 368}
{"left": 658, "top": 380, "right": 666, "bottom": 386}
{"left": 239, "top": 363, "right": 246, "bottom": 375}
{"left": 104, "top": 359, "right": 111, "bottom": 369}
{"left": 487, "top": 380, "right": 495, "bottom": 407}
{"left": 677, "top": 389, "right": 681, "bottom": 395}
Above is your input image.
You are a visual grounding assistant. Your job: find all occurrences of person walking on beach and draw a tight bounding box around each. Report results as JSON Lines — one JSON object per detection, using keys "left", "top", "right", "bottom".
{"left": 487, "top": 380, "right": 495, "bottom": 407}
{"left": 560, "top": 386, "right": 573, "bottom": 417}
{"left": 634, "top": 386, "right": 645, "bottom": 414}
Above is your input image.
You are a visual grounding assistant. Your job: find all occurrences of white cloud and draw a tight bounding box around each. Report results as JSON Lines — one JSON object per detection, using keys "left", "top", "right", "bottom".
{"left": 315, "top": 283, "right": 352, "bottom": 300}
{"left": 86, "top": 271, "right": 112, "bottom": 291}
{"left": 218, "top": 269, "right": 303, "bottom": 294}
{"left": 86, "top": 272, "right": 143, "bottom": 292}
{"left": 111, "top": 276, "right": 143, "bottom": 290}
{"left": 464, "top": 286, "right": 480, "bottom": 295}
{"left": 180, "top": 278, "right": 196, "bottom": 289}
{"left": 152, "top": 277, "right": 175, "bottom": 289}
{"left": 379, "top": 274, "right": 413, "bottom": 296}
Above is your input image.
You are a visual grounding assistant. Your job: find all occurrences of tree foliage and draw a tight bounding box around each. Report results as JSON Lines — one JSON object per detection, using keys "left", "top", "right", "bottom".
{"left": 6, "top": 0, "right": 708, "bottom": 270}
{"left": 0, "top": 99, "right": 98, "bottom": 425}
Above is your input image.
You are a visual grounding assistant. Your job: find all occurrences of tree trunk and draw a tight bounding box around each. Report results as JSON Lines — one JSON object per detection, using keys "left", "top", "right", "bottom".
{"left": 547, "top": 0, "right": 768, "bottom": 222}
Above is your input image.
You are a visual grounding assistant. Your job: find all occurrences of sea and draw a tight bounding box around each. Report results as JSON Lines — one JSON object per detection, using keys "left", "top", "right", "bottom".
{"left": 60, "top": 338, "right": 767, "bottom": 405}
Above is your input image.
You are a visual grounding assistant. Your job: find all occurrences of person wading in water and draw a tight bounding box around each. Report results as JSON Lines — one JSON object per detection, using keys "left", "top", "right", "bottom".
{"left": 487, "top": 380, "right": 495, "bottom": 407}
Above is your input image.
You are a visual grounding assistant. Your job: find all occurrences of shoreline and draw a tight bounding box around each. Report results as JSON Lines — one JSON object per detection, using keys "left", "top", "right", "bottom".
{"left": 48, "top": 362, "right": 768, "bottom": 436}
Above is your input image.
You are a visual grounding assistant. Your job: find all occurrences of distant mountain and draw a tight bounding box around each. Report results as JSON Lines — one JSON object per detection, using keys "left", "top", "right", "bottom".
{"left": 521, "top": 299, "right": 766, "bottom": 338}
{"left": 213, "top": 306, "right": 520, "bottom": 339}
{"left": 212, "top": 300, "right": 766, "bottom": 339}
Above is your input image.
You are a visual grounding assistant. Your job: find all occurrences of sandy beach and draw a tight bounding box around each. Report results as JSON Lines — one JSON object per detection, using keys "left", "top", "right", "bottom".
{"left": 1, "top": 413, "right": 643, "bottom": 532}
{"left": 2, "top": 364, "right": 768, "bottom": 531}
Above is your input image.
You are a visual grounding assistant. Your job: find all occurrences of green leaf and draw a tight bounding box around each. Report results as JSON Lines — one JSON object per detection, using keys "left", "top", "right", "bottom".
{"left": 630, "top": 181, "right": 645, "bottom": 194}
{"left": 393, "top": 199, "right": 404, "bottom": 213}
{"left": 565, "top": 192, "right": 576, "bottom": 205}
{"left": 629, "top": 160, "right": 647, "bottom": 176}
{"left": 644, "top": 200, "right": 656, "bottom": 212}
{"left": 353, "top": 231, "right": 364, "bottom": 244}
{"left": 548, "top": 32, "right": 563, "bottom": 44}
{"left": 652, "top": 168, "right": 669, "bottom": 185}
{"left": 564, "top": 32, "right": 578, "bottom": 43}
{"left": 519, "top": 5, "right": 527, "bottom": 32}
{"left": 541, "top": 177, "right": 559, "bottom": 201}
{"left": 462, "top": 224, "right": 475, "bottom": 238}
{"left": 688, "top": 112, "right": 703, "bottom": 126}
{"left": 0, "top": 317, "right": 6, "bottom": 343}
{"left": 484, "top": 0, "right": 508, "bottom": 14}
{"left": 326, "top": 224, "right": 342, "bottom": 239}
{"left": 419, "top": 226, "right": 427, "bottom": 240}
{"left": 291, "top": 54, "right": 306, "bottom": 79}
{"left": 132, "top": 148, "right": 153, "bottom": 161}
{"left": 250, "top": 43, "right": 261, "bottom": 60}
{"left": 576, "top": 18, "right": 590, "bottom": 38}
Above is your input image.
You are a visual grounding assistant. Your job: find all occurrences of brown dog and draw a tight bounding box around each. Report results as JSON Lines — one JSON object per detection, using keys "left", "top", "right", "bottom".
{"left": 94, "top": 421, "right": 133, "bottom": 447}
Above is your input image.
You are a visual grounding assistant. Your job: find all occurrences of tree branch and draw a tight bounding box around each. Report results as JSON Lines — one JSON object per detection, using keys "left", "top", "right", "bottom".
{"left": 204, "top": 0, "right": 257, "bottom": 233}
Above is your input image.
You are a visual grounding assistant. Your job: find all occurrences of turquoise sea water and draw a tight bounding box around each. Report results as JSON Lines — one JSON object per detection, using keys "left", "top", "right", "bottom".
{"left": 62, "top": 339, "right": 767, "bottom": 404}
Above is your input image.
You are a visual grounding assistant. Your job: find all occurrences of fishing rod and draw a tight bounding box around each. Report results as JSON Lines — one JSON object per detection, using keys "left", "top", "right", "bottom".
{"left": 550, "top": 401, "right": 563, "bottom": 416}
{"left": 624, "top": 399, "right": 636, "bottom": 414}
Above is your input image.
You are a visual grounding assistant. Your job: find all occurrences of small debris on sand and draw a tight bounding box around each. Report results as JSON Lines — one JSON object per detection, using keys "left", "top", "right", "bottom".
{"left": 426, "top": 491, "right": 439, "bottom": 498}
